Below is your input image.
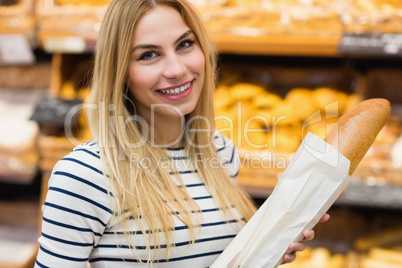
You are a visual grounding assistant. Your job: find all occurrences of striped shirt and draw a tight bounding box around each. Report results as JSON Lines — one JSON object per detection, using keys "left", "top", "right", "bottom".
{"left": 35, "top": 132, "right": 243, "bottom": 268}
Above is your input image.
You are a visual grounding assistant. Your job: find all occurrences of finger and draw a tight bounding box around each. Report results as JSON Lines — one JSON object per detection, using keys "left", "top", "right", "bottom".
{"left": 303, "top": 229, "right": 315, "bottom": 241}
{"left": 289, "top": 242, "right": 306, "bottom": 252}
{"left": 282, "top": 252, "right": 296, "bottom": 264}
{"left": 319, "top": 213, "right": 330, "bottom": 223}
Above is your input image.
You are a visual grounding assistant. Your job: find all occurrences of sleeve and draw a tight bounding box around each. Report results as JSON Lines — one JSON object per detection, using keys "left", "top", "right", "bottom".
{"left": 214, "top": 131, "right": 240, "bottom": 182}
{"left": 35, "top": 149, "right": 113, "bottom": 267}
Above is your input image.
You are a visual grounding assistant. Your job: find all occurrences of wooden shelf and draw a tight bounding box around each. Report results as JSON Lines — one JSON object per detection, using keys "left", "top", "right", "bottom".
{"left": 239, "top": 171, "right": 402, "bottom": 210}
{"left": 0, "top": 199, "right": 39, "bottom": 268}
{"left": 211, "top": 33, "right": 342, "bottom": 57}
{"left": 37, "top": 32, "right": 342, "bottom": 57}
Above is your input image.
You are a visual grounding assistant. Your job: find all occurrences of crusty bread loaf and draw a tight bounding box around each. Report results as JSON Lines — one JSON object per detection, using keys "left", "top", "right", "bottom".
{"left": 325, "top": 98, "right": 391, "bottom": 175}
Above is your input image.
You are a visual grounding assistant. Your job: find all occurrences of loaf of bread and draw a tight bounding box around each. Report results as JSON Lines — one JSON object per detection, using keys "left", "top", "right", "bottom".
{"left": 325, "top": 98, "right": 391, "bottom": 175}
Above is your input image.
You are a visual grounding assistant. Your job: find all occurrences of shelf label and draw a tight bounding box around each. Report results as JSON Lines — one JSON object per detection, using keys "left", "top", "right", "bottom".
{"left": 0, "top": 34, "right": 35, "bottom": 65}
{"left": 43, "top": 37, "right": 86, "bottom": 53}
{"left": 338, "top": 33, "right": 402, "bottom": 56}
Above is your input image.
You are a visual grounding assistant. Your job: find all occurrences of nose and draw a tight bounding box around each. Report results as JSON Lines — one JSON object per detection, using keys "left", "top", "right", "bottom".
{"left": 163, "top": 54, "right": 186, "bottom": 80}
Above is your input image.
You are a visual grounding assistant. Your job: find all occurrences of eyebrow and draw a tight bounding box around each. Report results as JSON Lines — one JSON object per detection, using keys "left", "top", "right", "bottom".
{"left": 132, "top": 29, "right": 193, "bottom": 52}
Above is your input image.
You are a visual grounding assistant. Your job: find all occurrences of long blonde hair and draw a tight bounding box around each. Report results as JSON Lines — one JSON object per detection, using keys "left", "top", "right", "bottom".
{"left": 88, "top": 0, "right": 256, "bottom": 262}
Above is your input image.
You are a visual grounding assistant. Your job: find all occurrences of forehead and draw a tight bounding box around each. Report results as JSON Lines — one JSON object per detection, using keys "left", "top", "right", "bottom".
{"left": 132, "top": 5, "right": 190, "bottom": 45}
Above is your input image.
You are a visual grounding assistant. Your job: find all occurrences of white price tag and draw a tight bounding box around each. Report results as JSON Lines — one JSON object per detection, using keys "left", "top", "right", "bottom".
{"left": 0, "top": 34, "right": 35, "bottom": 65}
{"left": 339, "top": 33, "right": 402, "bottom": 56}
{"left": 43, "top": 37, "right": 86, "bottom": 53}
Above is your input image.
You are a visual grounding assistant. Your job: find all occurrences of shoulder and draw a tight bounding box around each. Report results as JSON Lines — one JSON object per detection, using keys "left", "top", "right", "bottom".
{"left": 48, "top": 140, "right": 107, "bottom": 196}
{"left": 70, "top": 140, "right": 101, "bottom": 160}
{"left": 52, "top": 140, "right": 102, "bottom": 175}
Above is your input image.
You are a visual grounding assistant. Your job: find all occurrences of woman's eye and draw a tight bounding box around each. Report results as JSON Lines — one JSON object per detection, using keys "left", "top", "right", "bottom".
{"left": 139, "top": 51, "right": 158, "bottom": 61}
{"left": 177, "top": 39, "right": 194, "bottom": 50}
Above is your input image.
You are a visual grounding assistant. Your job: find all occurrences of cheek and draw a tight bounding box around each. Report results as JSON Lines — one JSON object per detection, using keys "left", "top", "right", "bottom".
{"left": 128, "top": 64, "right": 156, "bottom": 95}
{"left": 190, "top": 49, "right": 206, "bottom": 77}
{"left": 128, "top": 65, "right": 144, "bottom": 89}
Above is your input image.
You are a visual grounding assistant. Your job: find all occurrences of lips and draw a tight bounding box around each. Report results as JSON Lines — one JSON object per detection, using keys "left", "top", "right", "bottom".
{"left": 155, "top": 80, "right": 194, "bottom": 100}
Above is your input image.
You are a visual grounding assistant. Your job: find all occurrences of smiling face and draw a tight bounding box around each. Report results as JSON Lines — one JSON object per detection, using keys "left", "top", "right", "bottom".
{"left": 128, "top": 5, "right": 205, "bottom": 125}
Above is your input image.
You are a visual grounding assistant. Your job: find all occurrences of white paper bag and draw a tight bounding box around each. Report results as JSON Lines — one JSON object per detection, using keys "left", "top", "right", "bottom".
{"left": 211, "top": 132, "right": 351, "bottom": 268}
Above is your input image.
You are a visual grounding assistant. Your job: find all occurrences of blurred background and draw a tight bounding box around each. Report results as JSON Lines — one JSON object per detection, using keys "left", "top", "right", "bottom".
{"left": 0, "top": 0, "right": 401, "bottom": 267}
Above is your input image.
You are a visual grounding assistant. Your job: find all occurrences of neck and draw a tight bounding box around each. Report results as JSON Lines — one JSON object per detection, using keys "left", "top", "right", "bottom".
{"left": 149, "top": 116, "right": 185, "bottom": 148}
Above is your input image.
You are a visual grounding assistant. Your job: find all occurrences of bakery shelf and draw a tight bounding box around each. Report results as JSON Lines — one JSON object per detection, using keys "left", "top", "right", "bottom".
{"left": 336, "top": 179, "right": 402, "bottom": 210}
{"left": 35, "top": 0, "right": 107, "bottom": 53}
{"left": 0, "top": 0, "right": 37, "bottom": 65}
{"left": 237, "top": 143, "right": 402, "bottom": 209}
{"left": 35, "top": 23, "right": 342, "bottom": 56}
{"left": 211, "top": 33, "right": 342, "bottom": 57}
{"left": 33, "top": 1, "right": 344, "bottom": 56}
{"left": 0, "top": 0, "right": 36, "bottom": 36}
{"left": 239, "top": 173, "right": 402, "bottom": 210}
{"left": 0, "top": 199, "right": 38, "bottom": 268}
{"left": 37, "top": 31, "right": 342, "bottom": 56}
{"left": 35, "top": 28, "right": 402, "bottom": 58}
{"left": 0, "top": 180, "right": 41, "bottom": 268}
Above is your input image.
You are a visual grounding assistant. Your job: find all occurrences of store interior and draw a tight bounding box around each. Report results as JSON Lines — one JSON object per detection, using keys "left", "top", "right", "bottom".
{"left": 1, "top": 0, "right": 402, "bottom": 267}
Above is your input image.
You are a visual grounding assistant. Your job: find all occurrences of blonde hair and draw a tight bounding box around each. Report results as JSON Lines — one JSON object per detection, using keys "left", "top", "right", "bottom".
{"left": 88, "top": 0, "right": 256, "bottom": 262}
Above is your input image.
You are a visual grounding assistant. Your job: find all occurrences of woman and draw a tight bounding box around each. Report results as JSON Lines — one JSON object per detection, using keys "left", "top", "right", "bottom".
{"left": 35, "top": 0, "right": 328, "bottom": 267}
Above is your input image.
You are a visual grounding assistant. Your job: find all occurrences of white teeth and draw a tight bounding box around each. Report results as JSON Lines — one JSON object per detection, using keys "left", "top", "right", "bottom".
{"left": 160, "top": 81, "right": 191, "bottom": 95}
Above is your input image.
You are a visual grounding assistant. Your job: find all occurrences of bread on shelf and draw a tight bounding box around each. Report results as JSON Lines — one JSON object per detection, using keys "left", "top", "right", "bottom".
{"left": 0, "top": 0, "right": 36, "bottom": 35}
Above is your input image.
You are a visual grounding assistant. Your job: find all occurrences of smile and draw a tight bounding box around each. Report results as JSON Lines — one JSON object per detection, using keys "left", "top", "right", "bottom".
{"left": 159, "top": 81, "right": 192, "bottom": 95}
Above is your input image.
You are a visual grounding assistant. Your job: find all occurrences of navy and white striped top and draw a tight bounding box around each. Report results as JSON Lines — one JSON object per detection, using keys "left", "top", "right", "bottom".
{"left": 35, "top": 132, "right": 243, "bottom": 268}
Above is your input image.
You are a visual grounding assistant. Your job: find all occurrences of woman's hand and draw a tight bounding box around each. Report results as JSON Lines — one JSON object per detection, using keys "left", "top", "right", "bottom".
{"left": 281, "top": 213, "right": 330, "bottom": 264}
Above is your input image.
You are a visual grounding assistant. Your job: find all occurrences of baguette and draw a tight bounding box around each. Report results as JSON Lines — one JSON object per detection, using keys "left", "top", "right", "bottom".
{"left": 325, "top": 98, "right": 391, "bottom": 175}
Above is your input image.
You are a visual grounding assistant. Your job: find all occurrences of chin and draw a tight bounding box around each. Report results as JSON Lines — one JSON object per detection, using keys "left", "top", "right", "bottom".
{"left": 178, "top": 102, "right": 198, "bottom": 116}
